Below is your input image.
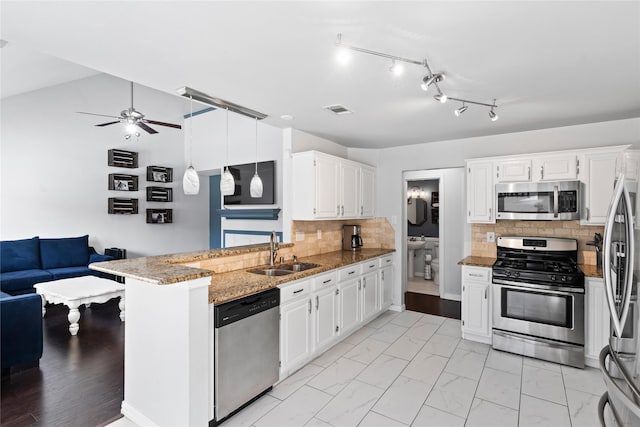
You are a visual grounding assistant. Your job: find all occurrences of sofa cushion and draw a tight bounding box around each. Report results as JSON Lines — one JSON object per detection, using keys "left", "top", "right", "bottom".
{"left": 0, "top": 269, "right": 53, "bottom": 294}
{"left": 1, "top": 292, "right": 44, "bottom": 369}
{"left": 0, "top": 237, "right": 41, "bottom": 273}
{"left": 47, "top": 266, "right": 92, "bottom": 281}
{"left": 40, "top": 235, "right": 89, "bottom": 269}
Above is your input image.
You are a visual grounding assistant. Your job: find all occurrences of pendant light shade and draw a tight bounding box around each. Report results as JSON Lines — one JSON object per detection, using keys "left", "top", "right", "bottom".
{"left": 183, "top": 95, "right": 200, "bottom": 195}
{"left": 250, "top": 117, "right": 263, "bottom": 198}
{"left": 220, "top": 108, "right": 235, "bottom": 196}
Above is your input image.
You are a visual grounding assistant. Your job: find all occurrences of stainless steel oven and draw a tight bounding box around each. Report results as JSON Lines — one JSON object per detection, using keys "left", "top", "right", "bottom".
{"left": 492, "top": 236, "right": 585, "bottom": 368}
{"left": 495, "top": 180, "right": 580, "bottom": 220}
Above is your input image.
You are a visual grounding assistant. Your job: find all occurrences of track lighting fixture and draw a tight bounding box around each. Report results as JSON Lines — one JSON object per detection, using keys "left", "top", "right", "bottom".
{"left": 455, "top": 103, "right": 468, "bottom": 117}
{"left": 334, "top": 33, "right": 499, "bottom": 121}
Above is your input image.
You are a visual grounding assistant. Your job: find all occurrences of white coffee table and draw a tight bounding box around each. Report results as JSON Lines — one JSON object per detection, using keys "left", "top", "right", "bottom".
{"left": 34, "top": 276, "right": 125, "bottom": 336}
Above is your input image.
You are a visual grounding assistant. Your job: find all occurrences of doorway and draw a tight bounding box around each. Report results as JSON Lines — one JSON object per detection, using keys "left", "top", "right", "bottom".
{"left": 402, "top": 168, "right": 466, "bottom": 319}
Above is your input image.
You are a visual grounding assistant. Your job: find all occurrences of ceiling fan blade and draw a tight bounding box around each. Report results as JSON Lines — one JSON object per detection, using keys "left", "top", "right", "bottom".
{"left": 77, "top": 111, "right": 122, "bottom": 119}
{"left": 146, "top": 119, "right": 182, "bottom": 130}
{"left": 96, "top": 121, "right": 121, "bottom": 127}
{"left": 137, "top": 122, "right": 158, "bottom": 134}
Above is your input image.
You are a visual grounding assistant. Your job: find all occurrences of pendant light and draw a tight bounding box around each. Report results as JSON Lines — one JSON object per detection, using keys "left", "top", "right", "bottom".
{"left": 220, "top": 108, "right": 235, "bottom": 196}
{"left": 182, "top": 95, "right": 200, "bottom": 195}
{"left": 249, "top": 117, "right": 263, "bottom": 198}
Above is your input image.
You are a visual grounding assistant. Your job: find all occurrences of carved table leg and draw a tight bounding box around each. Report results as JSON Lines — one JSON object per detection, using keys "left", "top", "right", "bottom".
{"left": 67, "top": 304, "right": 81, "bottom": 336}
{"left": 40, "top": 295, "right": 46, "bottom": 317}
{"left": 119, "top": 297, "right": 125, "bottom": 322}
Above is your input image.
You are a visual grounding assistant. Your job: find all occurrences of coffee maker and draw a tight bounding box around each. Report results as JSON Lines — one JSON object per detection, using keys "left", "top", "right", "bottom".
{"left": 343, "top": 225, "right": 363, "bottom": 251}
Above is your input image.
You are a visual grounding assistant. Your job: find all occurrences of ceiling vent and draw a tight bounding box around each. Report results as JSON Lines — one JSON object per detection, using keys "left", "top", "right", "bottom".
{"left": 323, "top": 104, "right": 353, "bottom": 115}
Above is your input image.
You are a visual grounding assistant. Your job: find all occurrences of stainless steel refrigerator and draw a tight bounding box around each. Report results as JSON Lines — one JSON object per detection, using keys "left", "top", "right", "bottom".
{"left": 600, "top": 174, "right": 640, "bottom": 425}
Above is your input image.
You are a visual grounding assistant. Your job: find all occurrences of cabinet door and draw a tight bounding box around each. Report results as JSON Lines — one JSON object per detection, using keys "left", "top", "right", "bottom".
{"left": 340, "top": 161, "right": 359, "bottom": 218}
{"left": 623, "top": 151, "right": 640, "bottom": 181}
{"left": 462, "top": 281, "right": 490, "bottom": 338}
{"left": 585, "top": 278, "right": 610, "bottom": 365}
{"left": 280, "top": 298, "right": 312, "bottom": 373}
{"left": 362, "top": 271, "right": 378, "bottom": 321}
{"left": 380, "top": 265, "right": 393, "bottom": 310}
{"left": 583, "top": 152, "right": 618, "bottom": 224}
{"left": 315, "top": 155, "right": 340, "bottom": 218}
{"left": 360, "top": 166, "right": 375, "bottom": 217}
{"left": 497, "top": 159, "right": 531, "bottom": 182}
{"left": 534, "top": 155, "right": 577, "bottom": 181}
{"left": 314, "top": 286, "right": 339, "bottom": 350}
{"left": 339, "top": 278, "right": 361, "bottom": 334}
{"left": 467, "top": 161, "right": 495, "bottom": 223}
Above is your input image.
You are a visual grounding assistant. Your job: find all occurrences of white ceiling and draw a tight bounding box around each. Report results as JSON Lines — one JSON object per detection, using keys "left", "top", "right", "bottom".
{"left": 1, "top": 1, "right": 639, "bottom": 149}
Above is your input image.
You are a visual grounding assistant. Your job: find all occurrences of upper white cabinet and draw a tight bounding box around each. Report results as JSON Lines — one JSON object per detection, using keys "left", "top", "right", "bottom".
{"left": 467, "top": 161, "right": 495, "bottom": 223}
{"left": 292, "top": 151, "right": 375, "bottom": 220}
{"left": 581, "top": 150, "right": 620, "bottom": 225}
{"left": 623, "top": 151, "right": 640, "bottom": 181}
{"left": 533, "top": 155, "right": 578, "bottom": 181}
{"left": 497, "top": 159, "right": 531, "bottom": 183}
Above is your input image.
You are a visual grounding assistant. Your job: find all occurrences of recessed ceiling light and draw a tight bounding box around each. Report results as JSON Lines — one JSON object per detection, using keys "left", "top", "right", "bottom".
{"left": 280, "top": 114, "right": 294, "bottom": 121}
{"left": 323, "top": 104, "right": 353, "bottom": 115}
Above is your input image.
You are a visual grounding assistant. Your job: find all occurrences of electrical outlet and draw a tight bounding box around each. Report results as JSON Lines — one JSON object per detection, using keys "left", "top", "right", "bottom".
{"left": 487, "top": 232, "right": 495, "bottom": 243}
{"left": 317, "top": 229, "right": 322, "bottom": 240}
{"left": 295, "top": 231, "right": 305, "bottom": 242}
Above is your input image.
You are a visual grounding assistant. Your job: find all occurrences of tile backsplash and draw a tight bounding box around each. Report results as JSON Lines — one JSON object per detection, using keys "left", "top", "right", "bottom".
{"left": 472, "top": 221, "right": 604, "bottom": 264}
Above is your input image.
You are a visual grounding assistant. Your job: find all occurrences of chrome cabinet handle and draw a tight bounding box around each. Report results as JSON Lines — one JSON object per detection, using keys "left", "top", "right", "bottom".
{"left": 381, "top": 271, "right": 385, "bottom": 280}
{"left": 586, "top": 207, "right": 590, "bottom": 221}
{"left": 553, "top": 185, "right": 559, "bottom": 218}
{"left": 484, "top": 287, "right": 487, "bottom": 299}
{"left": 337, "top": 205, "right": 340, "bottom": 216}
{"left": 527, "top": 166, "right": 531, "bottom": 181}
{"left": 361, "top": 206, "right": 364, "bottom": 215}
{"left": 341, "top": 205, "right": 344, "bottom": 215}
{"left": 363, "top": 278, "right": 366, "bottom": 288}
{"left": 316, "top": 295, "right": 319, "bottom": 310}
{"left": 293, "top": 288, "right": 304, "bottom": 294}
{"left": 358, "top": 279, "right": 361, "bottom": 290}
{"left": 308, "top": 299, "right": 312, "bottom": 314}
{"left": 322, "top": 279, "right": 332, "bottom": 284}
{"left": 540, "top": 165, "right": 544, "bottom": 180}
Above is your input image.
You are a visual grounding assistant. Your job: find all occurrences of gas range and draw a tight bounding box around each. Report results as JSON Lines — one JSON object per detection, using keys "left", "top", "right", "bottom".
{"left": 492, "top": 236, "right": 584, "bottom": 289}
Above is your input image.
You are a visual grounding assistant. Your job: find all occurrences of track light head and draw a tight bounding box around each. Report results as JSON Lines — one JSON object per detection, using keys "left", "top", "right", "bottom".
{"left": 420, "top": 73, "right": 444, "bottom": 91}
{"left": 455, "top": 104, "right": 468, "bottom": 116}
{"left": 389, "top": 60, "right": 404, "bottom": 76}
{"left": 434, "top": 93, "right": 448, "bottom": 103}
{"left": 489, "top": 109, "right": 499, "bottom": 121}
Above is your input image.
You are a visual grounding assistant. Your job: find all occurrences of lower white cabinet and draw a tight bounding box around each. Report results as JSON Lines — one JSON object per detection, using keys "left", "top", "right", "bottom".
{"left": 379, "top": 255, "right": 393, "bottom": 310}
{"left": 279, "top": 282, "right": 313, "bottom": 376}
{"left": 338, "top": 277, "right": 361, "bottom": 335}
{"left": 313, "top": 272, "right": 340, "bottom": 352}
{"left": 585, "top": 277, "right": 610, "bottom": 368}
{"left": 362, "top": 271, "right": 378, "bottom": 321}
{"left": 461, "top": 266, "right": 492, "bottom": 344}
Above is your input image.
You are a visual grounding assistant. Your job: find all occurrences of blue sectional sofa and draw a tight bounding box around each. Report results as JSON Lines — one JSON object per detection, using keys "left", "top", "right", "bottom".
{"left": 0, "top": 235, "right": 115, "bottom": 296}
{"left": 1, "top": 291, "right": 43, "bottom": 370}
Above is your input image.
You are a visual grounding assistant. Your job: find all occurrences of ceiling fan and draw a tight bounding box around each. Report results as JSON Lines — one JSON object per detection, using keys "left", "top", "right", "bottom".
{"left": 77, "top": 82, "right": 182, "bottom": 139}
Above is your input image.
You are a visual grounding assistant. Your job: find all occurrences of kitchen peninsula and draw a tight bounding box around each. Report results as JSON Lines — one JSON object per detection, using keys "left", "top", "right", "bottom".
{"left": 91, "top": 243, "right": 394, "bottom": 426}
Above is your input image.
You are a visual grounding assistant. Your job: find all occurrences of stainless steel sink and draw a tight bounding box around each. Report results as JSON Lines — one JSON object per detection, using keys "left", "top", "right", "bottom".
{"left": 247, "top": 268, "right": 295, "bottom": 277}
{"left": 279, "top": 263, "right": 321, "bottom": 272}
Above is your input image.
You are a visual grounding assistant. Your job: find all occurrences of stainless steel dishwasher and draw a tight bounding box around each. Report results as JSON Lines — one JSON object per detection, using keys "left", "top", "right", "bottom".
{"left": 213, "top": 287, "right": 280, "bottom": 424}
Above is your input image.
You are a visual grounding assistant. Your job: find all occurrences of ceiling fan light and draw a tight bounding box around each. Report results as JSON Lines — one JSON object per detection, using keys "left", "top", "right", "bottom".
{"left": 182, "top": 165, "right": 200, "bottom": 195}
{"left": 126, "top": 123, "right": 137, "bottom": 133}
{"left": 220, "top": 168, "right": 235, "bottom": 196}
{"left": 250, "top": 173, "right": 263, "bottom": 198}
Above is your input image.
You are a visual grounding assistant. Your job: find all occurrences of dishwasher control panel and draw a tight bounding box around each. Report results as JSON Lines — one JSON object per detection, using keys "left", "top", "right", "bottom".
{"left": 214, "top": 287, "right": 280, "bottom": 328}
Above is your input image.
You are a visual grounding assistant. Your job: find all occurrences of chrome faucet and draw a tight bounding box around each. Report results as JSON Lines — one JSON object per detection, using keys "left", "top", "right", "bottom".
{"left": 269, "top": 231, "right": 279, "bottom": 267}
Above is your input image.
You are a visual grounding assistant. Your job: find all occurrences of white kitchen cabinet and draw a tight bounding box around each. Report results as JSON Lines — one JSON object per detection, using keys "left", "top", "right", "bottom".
{"left": 338, "top": 277, "right": 361, "bottom": 335}
{"left": 313, "top": 285, "right": 339, "bottom": 352}
{"left": 467, "top": 161, "right": 495, "bottom": 223}
{"left": 585, "top": 277, "right": 610, "bottom": 368}
{"left": 279, "top": 291, "right": 312, "bottom": 376}
{"left": 361, "top": 271, "right": 378, "bottom": 321}
{"left": 497, "top": 159, "right": 531, "bottom": 182}
{"left": 581, "top": 151, "right": 619, "bottom": 225}
{"left": 533, "top": 155, "right": 578, "bottom": 181}
{"left": 360, "top": 166, "right": 375, "bottom": 217}
{"left": 292, "top": 151, "right": 376, "bottom": 220}
{"left": 623, "top": 151, "right": 640, "bottom": 181}
{"left": 379, "top": 256, "right": 393, "bottom": 310}
{"left": 340, "top": 160, "right": 359, "bottom": 218}
{"left": 461, "top": 266, "right": 492, "bottom": 344}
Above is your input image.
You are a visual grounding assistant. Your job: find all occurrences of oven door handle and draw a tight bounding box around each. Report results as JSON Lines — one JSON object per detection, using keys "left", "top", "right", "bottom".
{"left": 553, "top": 185, "right": 559, "bottom": 218}
{"left": 492, "top": 279, "right": 584, "bottom": 295}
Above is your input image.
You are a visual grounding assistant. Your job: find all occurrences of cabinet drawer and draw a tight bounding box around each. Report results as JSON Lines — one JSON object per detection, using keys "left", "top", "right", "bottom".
{"left": 338, "top": 264, "right": 362, "bottom": 281}
{"left": 313, "top": 271, "right": 338, "bottom": 291}
{"left": 462, "top": 267, "right": 491, "bottom": 283}
{"left": 379, "top": 255, "right": 393, "bottom": 268}
{"left": 362, "top": 260, "right": 378, "bottom": 273}
{"left": 279, "top": 280, "right": 311, "bottom": 303}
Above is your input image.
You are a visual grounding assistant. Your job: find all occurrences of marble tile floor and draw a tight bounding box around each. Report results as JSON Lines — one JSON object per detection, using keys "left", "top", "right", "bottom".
{"left": 111, "top": 310, "right": 605, "bottom": 427}
{"left": 406, "top": 278, "right": 439, "bottom": 296}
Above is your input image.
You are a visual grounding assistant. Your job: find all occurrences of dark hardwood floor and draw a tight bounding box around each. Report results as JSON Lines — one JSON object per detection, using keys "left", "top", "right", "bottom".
{"left": 1, "top": 300, "right": 124, "bottom": 427}
{"left": 405, "top": 292, "right": 461, "bottom": 320}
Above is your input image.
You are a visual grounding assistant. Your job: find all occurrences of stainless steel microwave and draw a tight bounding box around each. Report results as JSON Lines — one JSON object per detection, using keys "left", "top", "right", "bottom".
{"left": 495, "top": 180, "right": 581, "bottom": 220}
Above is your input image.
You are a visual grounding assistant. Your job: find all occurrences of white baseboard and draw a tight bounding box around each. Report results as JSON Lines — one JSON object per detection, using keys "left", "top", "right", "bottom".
{"left": 441, "top": 292, "right": 462, "bottom": 302}
{"left": 389, "top": 304, "right": 405, "bottom": 312}
{"left": 121, "top": 401, "right": 159, "bottom": 427}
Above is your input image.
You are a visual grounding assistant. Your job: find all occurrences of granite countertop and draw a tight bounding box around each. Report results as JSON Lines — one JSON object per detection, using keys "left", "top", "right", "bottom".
{"left": 90, "top": 245, "right": 394, "bottom": 305}
{"left": 458, "top": 256, "right": 495, "bottom": 268}
{"left": 580, "top": 264, "right": 602, "bottom": 278}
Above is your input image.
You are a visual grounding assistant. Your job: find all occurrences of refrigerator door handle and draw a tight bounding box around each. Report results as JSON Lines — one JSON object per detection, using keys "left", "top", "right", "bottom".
{"left": 604, "top": 174, "right": 633, "bottom": 338}
{"left": 598, "top": 391, "right": 623, "bottom": 427}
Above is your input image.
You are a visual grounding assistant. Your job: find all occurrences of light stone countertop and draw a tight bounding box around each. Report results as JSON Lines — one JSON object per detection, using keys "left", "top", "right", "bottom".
{"left": 90, "top": 246, "right": 394, "bottom": 305}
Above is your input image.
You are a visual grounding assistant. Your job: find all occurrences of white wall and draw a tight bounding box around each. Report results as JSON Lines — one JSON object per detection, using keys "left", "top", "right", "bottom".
{"left": 185, "top": 108, "right": 284, "bottom": 244}
{"left": 0, "top": 74, "right": 210, "bottom": 257}
{"left": 350, "top": 117, "right": 640, "bottom": 308}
